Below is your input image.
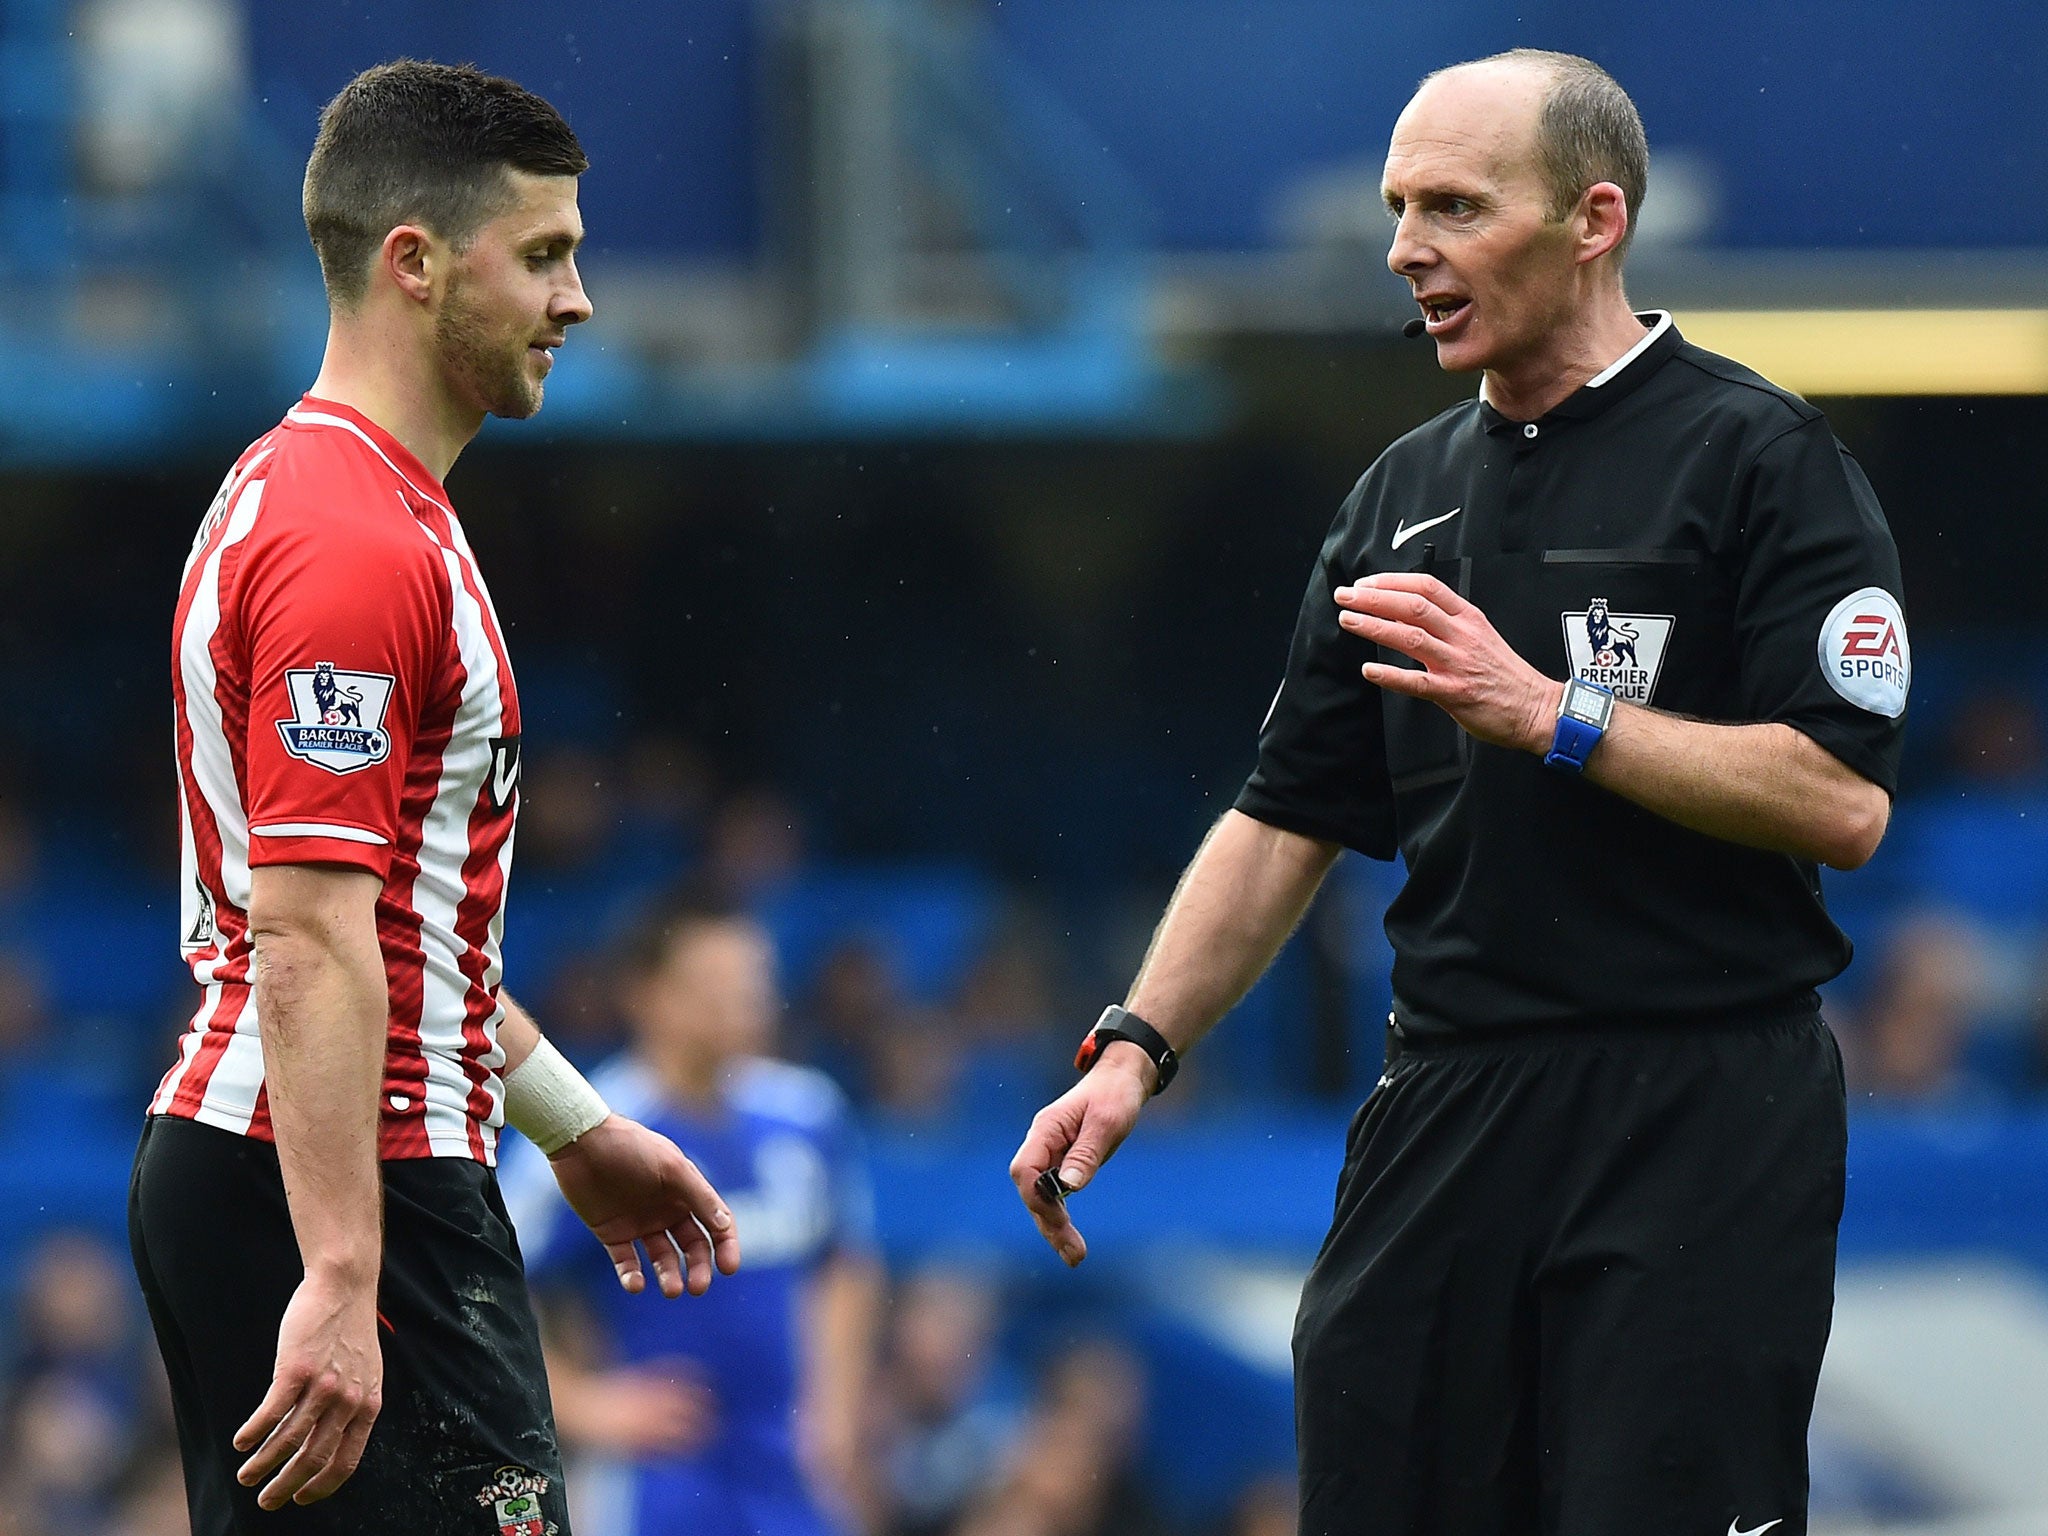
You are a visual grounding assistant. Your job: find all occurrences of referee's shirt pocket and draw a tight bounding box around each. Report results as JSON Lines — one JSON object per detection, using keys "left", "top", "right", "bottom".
{"left": 1528, "top": 548, "right": 1732, "bottom": 720}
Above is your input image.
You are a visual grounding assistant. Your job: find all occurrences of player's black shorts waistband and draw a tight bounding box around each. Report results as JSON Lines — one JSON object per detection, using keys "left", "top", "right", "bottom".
{"left": 1384, "top": 992, "right": 1822, "bottom": 1062}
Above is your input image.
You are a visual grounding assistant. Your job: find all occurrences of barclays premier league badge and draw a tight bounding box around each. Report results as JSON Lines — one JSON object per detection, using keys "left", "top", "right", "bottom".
{"left": 1560, "top": 598, "right": 1674, "bottom": 705}
{"left": 475, "top": 1466, "right": 556, "bottom": 1536}
{"left": 275, "top": 661, "right": 396, "bottom": 775}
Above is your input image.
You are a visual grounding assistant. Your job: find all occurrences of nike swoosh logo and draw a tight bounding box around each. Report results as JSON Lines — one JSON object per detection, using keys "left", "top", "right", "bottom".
{"left": 1728, "top": 1520, "right": 1783, "bottom": 1536}
{"left": 1391, "top": 507, "right": 1462, "bottom": 549}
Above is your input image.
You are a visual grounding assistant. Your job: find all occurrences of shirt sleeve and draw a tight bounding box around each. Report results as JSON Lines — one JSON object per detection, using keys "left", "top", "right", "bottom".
{"left": 1233, "top": 481, "right": 1399, "bottom": 859}
{"left": 235, "top": 508, "right": 447, "bottom": 875}
{"left": 1733, "top": 418, "right": 1909, "bottom": 795}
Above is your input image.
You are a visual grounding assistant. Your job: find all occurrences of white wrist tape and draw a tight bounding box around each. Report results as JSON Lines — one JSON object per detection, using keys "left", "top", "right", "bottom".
{"left": 502, "top": 1036, "right": 610, "bottom": 1155}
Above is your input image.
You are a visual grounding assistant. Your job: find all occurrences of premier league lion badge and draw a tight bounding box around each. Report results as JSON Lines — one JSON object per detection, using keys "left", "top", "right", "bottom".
{"left": 474, "top": 1466, "right": 556, "bottom": 1536}
{"left": 275, "top": 661, "right": 395, "bottom": 774}
{"left": 1560, "top": 598, "right": 1674, "bottom": 705}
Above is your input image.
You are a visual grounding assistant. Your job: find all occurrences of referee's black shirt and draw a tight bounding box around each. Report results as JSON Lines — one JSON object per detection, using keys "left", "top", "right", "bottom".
{"left": 1237, "top": 314, "right": 1909, "bottom": 1040}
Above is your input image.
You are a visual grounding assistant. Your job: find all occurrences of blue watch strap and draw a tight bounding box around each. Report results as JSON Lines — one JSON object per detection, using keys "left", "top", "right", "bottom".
{"left": 1544, "top": 712, "right": 1605, "bottom": 773}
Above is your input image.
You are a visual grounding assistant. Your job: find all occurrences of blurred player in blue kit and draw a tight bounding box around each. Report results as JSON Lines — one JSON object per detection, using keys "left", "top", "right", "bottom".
{"left": 504, "top": 886, "right": 885, "bottom": 1536}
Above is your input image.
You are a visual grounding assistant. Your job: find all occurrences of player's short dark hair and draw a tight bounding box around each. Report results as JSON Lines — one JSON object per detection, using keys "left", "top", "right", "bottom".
{"left": 302, "top": 59, "right": 588, "bottom": 308}
{"left": 1447, "top": 49, "right": 1649, "bottom": 259}
{"left": 618, "top": 880, "right": 756, "bottom": 981}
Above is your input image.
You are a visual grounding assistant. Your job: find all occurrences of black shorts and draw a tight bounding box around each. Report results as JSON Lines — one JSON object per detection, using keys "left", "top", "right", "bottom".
{"left": 129, "top": 1115, "right": 572, "bottom": 1535}
{"left": 1294, "top": 1012, "right": 1847, "bottom": 1536}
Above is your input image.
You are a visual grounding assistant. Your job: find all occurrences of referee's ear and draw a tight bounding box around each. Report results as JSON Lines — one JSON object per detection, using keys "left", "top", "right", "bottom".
{"left": 1573, "top": 181, "right": 1630, "bottom": 268}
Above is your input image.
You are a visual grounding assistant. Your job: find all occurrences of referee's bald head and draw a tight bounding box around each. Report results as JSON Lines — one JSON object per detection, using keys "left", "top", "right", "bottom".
{"left": 1417, "top": 50, "right": 1648, "bottom": 261}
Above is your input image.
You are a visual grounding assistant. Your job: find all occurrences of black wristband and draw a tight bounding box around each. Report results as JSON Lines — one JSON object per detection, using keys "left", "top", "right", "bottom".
{"left": 1074, "top": 1004, "right": 1179, "bottom": 1095}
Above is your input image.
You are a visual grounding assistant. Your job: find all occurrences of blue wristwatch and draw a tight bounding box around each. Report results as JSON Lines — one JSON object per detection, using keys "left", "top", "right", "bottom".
{"left": 1543, "top": 678, "right": 1614, "bottom": 773}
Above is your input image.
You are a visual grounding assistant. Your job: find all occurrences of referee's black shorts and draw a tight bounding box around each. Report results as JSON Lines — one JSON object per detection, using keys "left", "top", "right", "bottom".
{"left": 129, "top": 1115, "right": 572, "bottom": 1535}
{"left": 1294, "top": 1010, "right": 1846, "bottom": 1536}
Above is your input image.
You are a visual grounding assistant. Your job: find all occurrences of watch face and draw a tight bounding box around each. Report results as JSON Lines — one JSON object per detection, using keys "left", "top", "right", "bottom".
{"left": 1563, "top": 681, "right": 1613, "bottom": 727}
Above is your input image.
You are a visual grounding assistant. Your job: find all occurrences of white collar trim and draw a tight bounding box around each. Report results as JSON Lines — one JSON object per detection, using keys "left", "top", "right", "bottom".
{"left": 1586, "top": 310, "right": 1673, "bottom": 388}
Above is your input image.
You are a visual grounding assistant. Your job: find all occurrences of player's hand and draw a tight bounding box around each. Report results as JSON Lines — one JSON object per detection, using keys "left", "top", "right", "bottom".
{"left": 550, "top": 1113, "right": 741, "bottom": 1298}
{"left": 1335, "top": 572, "right": 1563, "bottom": 753}
{"left": 1008, "top": 1043, "right": 1153, "bottom": 1267}
{"left": 233, "top": 1269, "right": 383, "bottom": 1510}
{"left": 569, "top": 1364, "right": 719, "bottom": 1456}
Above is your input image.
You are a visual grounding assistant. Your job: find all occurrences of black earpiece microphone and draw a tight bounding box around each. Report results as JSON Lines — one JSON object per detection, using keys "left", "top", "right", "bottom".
{"left": 1402, "top": 317, "right": 1428, "bottom": 338}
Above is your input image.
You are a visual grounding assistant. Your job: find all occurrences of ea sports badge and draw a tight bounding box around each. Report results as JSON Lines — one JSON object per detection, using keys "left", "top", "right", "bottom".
{"left": 1818, "top": 587, "right": 1910, "bottom": 718}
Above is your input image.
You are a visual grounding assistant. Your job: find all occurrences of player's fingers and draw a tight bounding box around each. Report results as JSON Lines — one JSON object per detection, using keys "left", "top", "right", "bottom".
{"left": 257, "top": 1407, "right": 349, "bottom": 1512}
{"left": 668, "top": 1218, "right": 715, "bottom": 1296}
{"left": 292, "top": 1408, "right": 377, "bottom": 1505}
{"left": 252, "top": 1392, "right": 362, "bottom": 1507}
{"left": 604, "top": 1238, "right": 648, "bottom": 1293}
{"left": 670, "top": 1157, "right": 737, "bottom": 1244}
{"left": 710, "top": 1220, "right": 742, "bottom": 1277}
{"left": 237, "top": 1397, "right": 318, "bottom": 1488}
{"left": 233, "top": 1372, "right": 302, "bottom": 1454}
{"left": 1356, "top": 570, "right": 1472, "bottom": 614}
{"left": 644, "top": 1229, "right": 688, "bottom": 1300}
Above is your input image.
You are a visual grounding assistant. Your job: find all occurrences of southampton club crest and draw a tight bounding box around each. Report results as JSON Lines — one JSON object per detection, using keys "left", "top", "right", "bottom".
{"left": 1560, "top": 598, "right": 1674, "bottom": 705}
{"left": 475, "top": 1466, "right": 556, "bottom": 1536}
{"left": 275, "top": 661, "right": 395, "bottom": 775}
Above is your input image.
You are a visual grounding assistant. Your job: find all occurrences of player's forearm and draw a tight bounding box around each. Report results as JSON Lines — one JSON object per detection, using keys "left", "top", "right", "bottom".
{"left": 803, "top": 1252, "right": 886, "bottom": 1523}
{"left": 1125, "top": 809, "right": 1341, "bottom": 1055}
{"left": 498, "top": 992, "right": 541, "bottom": 1073}
{"left": 805, "top": 1252, "right": 883, "bottom": 1435}
{"left": 1584, "top": 704, "right": 1889, "bottom": 869}
{"left": 250, "top": 870, "right": 388, "bottom": 1285}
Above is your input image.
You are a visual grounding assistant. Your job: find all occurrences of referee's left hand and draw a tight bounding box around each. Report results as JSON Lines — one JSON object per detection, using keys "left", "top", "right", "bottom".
{"left": 1335, "top": 572, "right": 1563, "bottom": 753}
{"left": 550, "top": 1114, "right": 742, "bottom": 1297}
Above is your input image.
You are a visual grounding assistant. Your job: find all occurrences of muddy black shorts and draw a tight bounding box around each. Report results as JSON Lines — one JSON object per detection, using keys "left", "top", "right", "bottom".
{"left": 129, "top": 1115, "right": 572, "bottom": 1535}
{"left": 1293, "top": 1010, "right": 1846, "bottom": 1536}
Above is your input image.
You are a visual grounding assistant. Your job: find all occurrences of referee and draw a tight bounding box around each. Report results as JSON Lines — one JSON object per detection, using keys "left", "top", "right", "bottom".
{"left": 1011, "top": 49, "right": 1905, "bottom": 1536}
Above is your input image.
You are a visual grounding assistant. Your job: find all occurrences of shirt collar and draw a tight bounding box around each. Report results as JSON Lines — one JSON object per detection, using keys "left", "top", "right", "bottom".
{"left": 1480, "top": 311, "right": 1682, "bottom": 432}
{"left": 290, "top": 394, "right": 452, "bottom": 506}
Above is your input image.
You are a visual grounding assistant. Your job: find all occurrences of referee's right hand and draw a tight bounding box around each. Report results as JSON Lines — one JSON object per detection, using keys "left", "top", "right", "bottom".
{"left": 1009, "top": 1045, "right": 1152, "bottom": 1267}
{"left": 233, "top": 1270, "right": 382, "bottom": 1510}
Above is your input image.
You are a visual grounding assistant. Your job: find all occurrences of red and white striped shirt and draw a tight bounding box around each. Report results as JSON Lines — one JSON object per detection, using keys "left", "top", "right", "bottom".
{"left": 153, "top": 397, "right": 522, "bottom": 1164}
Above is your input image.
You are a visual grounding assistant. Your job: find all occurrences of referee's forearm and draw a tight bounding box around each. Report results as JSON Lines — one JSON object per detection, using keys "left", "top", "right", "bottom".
{"left": 1584, "top": 705, "right": 1889, "bottom": 869}
{"left": 251, "top": 871, "right": 387, "bottom": 1283}
{"left": 1125, "top": 809, "right": 1341, "bottom": 1054}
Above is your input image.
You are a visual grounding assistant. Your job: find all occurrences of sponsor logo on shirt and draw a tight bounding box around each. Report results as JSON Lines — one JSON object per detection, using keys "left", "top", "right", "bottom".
{"left": 1560, "top": 598, "right": 1674, "bottom": 704}
{"left": 475, "top": 1466, "right": 556, "bottom": 1536}
{"left": 487, "top": 735, "right": 522, "bottom": 811}
{"left": 1818, "top": 587, "right": 1909, "bottom": 718}
{"left": 275, "top": 661, "right": 395, "bottom": 775}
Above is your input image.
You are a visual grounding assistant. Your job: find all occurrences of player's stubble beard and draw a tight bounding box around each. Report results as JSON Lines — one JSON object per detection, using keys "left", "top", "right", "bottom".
{"left": 434, "top": 269, "right": 543, "bottom": 421}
